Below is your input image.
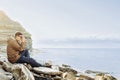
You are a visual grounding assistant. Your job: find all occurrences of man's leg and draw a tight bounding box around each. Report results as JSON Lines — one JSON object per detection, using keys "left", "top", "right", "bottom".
{"left": 20, "top": 49, "right": 30, "bottom": 57}
{"left": 16, "top": 56, "right": 42, "bottom": 67}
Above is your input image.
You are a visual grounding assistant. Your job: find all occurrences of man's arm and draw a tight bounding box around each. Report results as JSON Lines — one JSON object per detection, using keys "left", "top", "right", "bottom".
{"left": 10, "top": 40, "right": 25, "bottom": 51}
{"left": 20, "top": 35, "right": 26, "bottom": 49}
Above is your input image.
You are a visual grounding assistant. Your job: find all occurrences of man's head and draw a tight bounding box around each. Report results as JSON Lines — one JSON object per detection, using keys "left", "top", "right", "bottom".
{"left": 15, "top": 32, "right": 23, "bottom": 41}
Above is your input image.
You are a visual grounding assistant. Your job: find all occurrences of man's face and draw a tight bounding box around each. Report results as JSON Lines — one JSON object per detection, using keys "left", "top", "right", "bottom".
{"left": 15, "top": 35, "right": 22, "bottom": 41}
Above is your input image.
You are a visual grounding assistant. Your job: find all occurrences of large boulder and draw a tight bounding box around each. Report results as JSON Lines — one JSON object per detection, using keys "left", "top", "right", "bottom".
{"left": 12, "top": 64, "right": 35, "bottom": 80}
{"left": 0, "top": 65, "right": 13, "bottom": 80}
{"left": 33, "top": 67, "right": 62, "bottom": 75}
{"left": 2, "top": 62, "right": 35, "bottom": 80}
{"left": 0, "top": 11, "right": 32, "bottom": 51}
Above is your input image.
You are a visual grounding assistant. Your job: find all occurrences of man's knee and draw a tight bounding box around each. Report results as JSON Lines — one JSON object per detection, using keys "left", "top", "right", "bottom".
{"left": 29, "top": 58, "right": 35, "bottom": 63}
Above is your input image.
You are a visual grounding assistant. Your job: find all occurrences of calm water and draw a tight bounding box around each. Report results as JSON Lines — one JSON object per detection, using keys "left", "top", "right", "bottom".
{"left": 32, "top": 48, "right": 120, "bottom": 79}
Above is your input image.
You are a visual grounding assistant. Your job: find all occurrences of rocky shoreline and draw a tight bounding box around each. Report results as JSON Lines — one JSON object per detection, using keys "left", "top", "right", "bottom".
{"left": 0, "top": 11, "right": 118, "bottom": 80}
{"left": 0, "top": 50, "right": 118, "bottom": 80}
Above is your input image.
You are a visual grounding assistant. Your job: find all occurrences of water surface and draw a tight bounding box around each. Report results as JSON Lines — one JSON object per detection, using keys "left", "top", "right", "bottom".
{"left": 32, "top": 48, "right": 120, "bottom": 79}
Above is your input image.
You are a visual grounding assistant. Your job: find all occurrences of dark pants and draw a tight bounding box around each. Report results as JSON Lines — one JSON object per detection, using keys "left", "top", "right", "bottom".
{"left": 16, "top": 49, "right": 42, "bottom": 67}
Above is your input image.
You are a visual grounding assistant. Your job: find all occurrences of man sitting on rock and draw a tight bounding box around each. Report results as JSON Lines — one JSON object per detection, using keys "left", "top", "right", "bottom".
{"left": 7, "top": 32, "right": 42, "bottom": 67}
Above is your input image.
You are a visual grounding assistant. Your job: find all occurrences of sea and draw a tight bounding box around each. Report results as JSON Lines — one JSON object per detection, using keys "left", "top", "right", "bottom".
{"left": 32, "top": 48, "right": 120, "bottom": 79}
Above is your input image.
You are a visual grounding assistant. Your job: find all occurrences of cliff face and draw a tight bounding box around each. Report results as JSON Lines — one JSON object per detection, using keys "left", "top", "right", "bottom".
{"left": 0, "top": 11, "right": 32, "bottom": 50}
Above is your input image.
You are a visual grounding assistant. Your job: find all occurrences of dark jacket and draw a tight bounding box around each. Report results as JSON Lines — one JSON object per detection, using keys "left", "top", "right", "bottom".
{"left": 7, "top": 38, "right": 25, "bottom": 63}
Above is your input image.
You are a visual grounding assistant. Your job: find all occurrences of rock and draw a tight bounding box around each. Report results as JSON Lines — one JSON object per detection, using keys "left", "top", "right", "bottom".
{"left": 12, "top": 64, "right": 35, "bottom": 80}
{"left": 0, "top": 56, "right": 8, "bottom": 62}
{"left": 0, "top": 61, "right": 3, "bottom": 65}
{"left": 95, "top": 74, "right": 117, "bottom": 80}
{"left": 51, "top": 65, "right": 60, "bottom": 71}
{"left": 23, "top": 63, "right": 32, "bottom": 70}
{"left": 59, "top": 66, "right": 77, "bottom": 74}
{"left": 62, "top": 72, "right": 76, "bottom": 80}
{"left": 85, "top": 70, "right": 109, "bottom": 74}
{"left": 75, "top": 72, "right": 94, "bottom": 80}
{"left": 0, "top": 65, "right": 13, "bottom": 80}
{"left": 44, "top": 60, "right": 52, "bottom": 68}
{"left": 62, "top": 64, "right": 71, "bottom": 68}
{"left": 32, "top": 72, "right": 54, "bottom": 80}
{"left": 33, "top": 67, "right": 62, "bottom": 75}
{"left": 85, "top": 70, "right": 117, "bottom": 80}
{"left": 79, "top": 75, "right": 94, "bottom": 80}
{"left": 53, "top": 76, "right": 62, "bottom": 80}
{"left": 0, "top": 73, "right": 13, "bottom": 80}
{"left": 2, "top": 62, "right": 35, "bottom": 80}
{"left": 2, "top": 62, "right": 13, "bottom": 72}
{"left": 0, "top": 10, "right": 32, "bottom": 50}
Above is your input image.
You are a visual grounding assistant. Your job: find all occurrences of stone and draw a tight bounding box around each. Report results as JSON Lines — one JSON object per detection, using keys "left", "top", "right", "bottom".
{"left": 85, "top": 70, "right": 109, "bottom": 74}
{"left": 2, "top": 62, "right": 35, "bottom": 80}
{"left": 95, "top": 74, "right": 117, "bottom": 80}
{"left": 33, "top": 67, "right": 62, "bottom": 75}
{"left": 62, "top": 72, "right": 76, "bottom": 80}
{"left": 2, "top": 62, "right": 13, "bottom": 72}
{"left": 23, "top": 63, "right": 32, "bottom": 70}
{"left": 0, "top": 65, "right": 13, "bottom": 80}
{"left": 51, "top": 65, "right": 60, "bottom": 71}
{"left": 79, "top": 74, "right": 94, "bottom": 80}
{"left": 53, "top": 76, "right": 62, "bottom": 80}
{"left": 0, "top": 73, "right": 13, "bottom": 80}
{"left": 59, "top": 66, "right": 77, "bottom": 74}
{"left": 62, "top": 64, "right": 71, "bottom": 68}
{"left": 0, "top": 53, "right": 8, "bottom": 62}
{"left": 32, "top": 72, "right": 53, "bottom": 80}
{"left": 12, "top": 64, "right": 35, "bottom": 80}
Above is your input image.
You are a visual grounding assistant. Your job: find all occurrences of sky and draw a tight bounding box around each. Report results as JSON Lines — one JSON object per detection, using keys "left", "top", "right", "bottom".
{"left": 0, "top": 0, "right": 120, "bottom": 48}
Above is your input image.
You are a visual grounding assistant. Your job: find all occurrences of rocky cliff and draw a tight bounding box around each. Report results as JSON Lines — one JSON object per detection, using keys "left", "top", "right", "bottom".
{"left": 0, "top": 11, "right": 32, "bottom": 51}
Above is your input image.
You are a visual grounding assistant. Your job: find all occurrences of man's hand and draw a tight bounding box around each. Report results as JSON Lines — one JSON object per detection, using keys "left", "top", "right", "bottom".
{"left": 21, "top": 35, "right": 26, "bottom": 43}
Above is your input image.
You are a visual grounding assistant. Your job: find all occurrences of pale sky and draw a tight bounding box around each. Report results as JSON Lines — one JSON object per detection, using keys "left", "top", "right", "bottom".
{"left": 0, "top": 0, "right": 120, "bottom": 41}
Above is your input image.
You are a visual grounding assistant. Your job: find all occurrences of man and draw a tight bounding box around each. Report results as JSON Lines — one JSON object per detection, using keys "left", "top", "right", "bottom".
{"left": 7, "top": 32, "right": 42, "bottom": 67}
